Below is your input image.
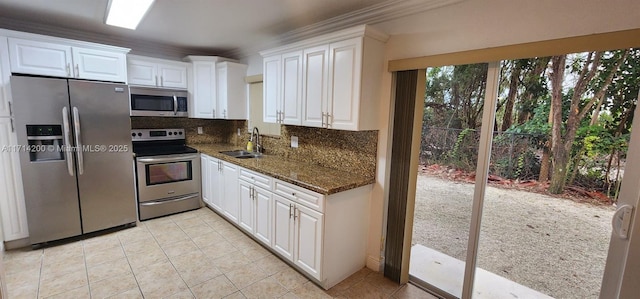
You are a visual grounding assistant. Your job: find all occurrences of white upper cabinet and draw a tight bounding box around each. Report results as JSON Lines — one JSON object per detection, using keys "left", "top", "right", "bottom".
{"left": 263, "top": 51, "right": 303, "bottom": 125}
{"left": 71, "top": 47, "right": 127, "bottom": 82}
{"left": 216, "top": 61, "right": 248, "bottom": 120}
{"left": 0, "top": 36, "right": 12, "bottom": 118}
{"left": 7, "top": 36, "right": 128, "bottom": 82}
{"left": 186, "top": 56, "right": 247, "bottom": 120}
{"left": 189, "top": 58, "right": 216, "bottom": 119}
{"left": 158, "top": 64, "right": 188, "bottom": 89}
{"left": 263, "top": 55, "right": 281, "bottom": 123}
{"left": 8, "top": 38, "right": 72, "bottom": 78}
{"left": 326, "top": 38, "right": 362, "bottom": 130}
{"left": 302, "top": 45, "right": 329, "bottom": 128}
{"left": 127, "top": 55, "right": 188, "bottom": 89}
{"left": 260, "top": 25, "right": 387, "bottom": 131}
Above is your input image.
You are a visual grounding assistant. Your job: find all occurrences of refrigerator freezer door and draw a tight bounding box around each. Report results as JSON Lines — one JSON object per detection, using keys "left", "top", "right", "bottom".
{"left": 68, "top": 80, "right": 136, "bottom": 233}
{"left": 10, "top": 76, "right": 82, "bottom": 244}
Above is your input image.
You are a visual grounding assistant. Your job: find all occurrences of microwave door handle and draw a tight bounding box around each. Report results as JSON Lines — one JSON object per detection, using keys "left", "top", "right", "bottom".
{"left": 173, "top": 95, "right": 178, "bottom": 116}
{"left": 62, "top": 107, "right": 74, "bottom": 176}
{"left": 72, "top": 107, "right": 84, "bottom": 175}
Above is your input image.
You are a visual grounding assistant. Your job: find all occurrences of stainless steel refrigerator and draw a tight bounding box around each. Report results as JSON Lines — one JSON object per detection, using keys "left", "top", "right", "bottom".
{"left": 11, "top": 76, "right": 136, "bottom": 245}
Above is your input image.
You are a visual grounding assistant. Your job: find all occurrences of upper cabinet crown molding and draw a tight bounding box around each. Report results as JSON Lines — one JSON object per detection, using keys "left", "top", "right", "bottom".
{"left": 259, "top": 25, "right": 388, "bottom": 57}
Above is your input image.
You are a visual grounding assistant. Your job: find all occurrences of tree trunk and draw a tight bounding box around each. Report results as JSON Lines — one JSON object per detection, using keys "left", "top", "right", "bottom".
{"left": 548, "top": 55, "right": 567, "bottom": 194}
{"left": 549, "top": 148, "right": 569, "bottom": 194}
{"left": 501, "top": 64, "right": 521, "bottom": 131}
{"left": 539, "top": 144, "right": 551, "bottom": 182}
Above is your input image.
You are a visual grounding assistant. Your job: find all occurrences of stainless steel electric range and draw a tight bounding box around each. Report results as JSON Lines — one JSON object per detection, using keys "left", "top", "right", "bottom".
{"left": 131, "top": 128, "right": 201, "bottom": 220}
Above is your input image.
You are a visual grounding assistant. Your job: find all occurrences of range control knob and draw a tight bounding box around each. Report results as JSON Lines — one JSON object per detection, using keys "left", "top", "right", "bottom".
{"left": 131, "top": 133, "right": 136, "bottom": 137}
{"left": 137, "top": 133, "right": 142, "bottom": 137}
{"left": 168, "top": 132, "right": 173, "bottom": 135}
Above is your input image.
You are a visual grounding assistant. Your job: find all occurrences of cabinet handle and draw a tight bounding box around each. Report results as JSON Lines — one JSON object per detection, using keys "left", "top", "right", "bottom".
{"left": 289, "top": 204, "right": 293, "bottom": 218}
{"left": 66, "top": 63, "right": 71, "bottom": 76}
{"left": 223, "top": 109, "right": 227, "bottom": 119}
{"left": 160, "top": 76, "right": 164, "bottom": 87}
{"left": 280, "top": 111, "right": 284, "bottom": 123}
{"left": 326, "top": 114, "right": 332, "bottom": 128}
{"left": 75, "top": 64, "right": 79, "bottom": 78}
{"left": 294, "top": 207, "right": 298, "bottom": 220}
{"left": 291, "top": 192, "right": 296, "bottom": 196}
{"left": 8, "top": 101, "right": 12, "bottom": 116}
{"left": 213, "top": 109, "right": 216, "bottom": 118}
{"left": 321, "top": 113, "right": 325, "bottom": 127}
{"left": 155, "top": 76, "right": 158, "bottom": 86}
{"left": 10, "top": 118, "right": 14, "bottom": 133}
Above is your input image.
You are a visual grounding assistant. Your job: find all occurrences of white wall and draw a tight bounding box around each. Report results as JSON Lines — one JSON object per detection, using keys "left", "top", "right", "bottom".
{"left": 238, "top": 0, "right": 640, "bottom": 272}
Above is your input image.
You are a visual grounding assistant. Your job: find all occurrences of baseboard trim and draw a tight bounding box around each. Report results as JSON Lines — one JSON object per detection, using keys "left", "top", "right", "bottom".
{"left": 366, "top": 255, "right": 382, "bottom": 272}
{"left": 4, "top": 238, "right": 30, "bottom": 250}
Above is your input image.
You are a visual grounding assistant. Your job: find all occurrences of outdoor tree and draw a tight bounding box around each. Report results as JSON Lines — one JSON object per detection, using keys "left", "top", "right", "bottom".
{"left": 547, "top": 50, "right": 629, "bottom": 194}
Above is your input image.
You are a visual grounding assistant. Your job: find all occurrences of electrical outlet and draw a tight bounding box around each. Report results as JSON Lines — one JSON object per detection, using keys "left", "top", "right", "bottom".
{"left": 291, "top": 136, "right": 298, "bottom": 148}
{"left": 197, "top": 127, "right": 203, "bottom": 134}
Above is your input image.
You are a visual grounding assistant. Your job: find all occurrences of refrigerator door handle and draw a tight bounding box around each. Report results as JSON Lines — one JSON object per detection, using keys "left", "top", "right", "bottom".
{"left": 72, "top": 107, "right": 84, "bottom": 175}
{"left": 173, "top": 95, "right": 178, "bottom": 116}
{"left": 62, "top": 107, "right": 74, "bottom": 176}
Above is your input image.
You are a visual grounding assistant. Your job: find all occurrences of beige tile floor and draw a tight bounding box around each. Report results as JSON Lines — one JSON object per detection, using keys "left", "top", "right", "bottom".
{"left": 3, "top": 208, "right": 439, "bottom": 299}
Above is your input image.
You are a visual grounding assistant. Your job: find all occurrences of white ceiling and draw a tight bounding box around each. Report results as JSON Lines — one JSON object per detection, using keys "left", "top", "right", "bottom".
{"left": 0, "top": 0, "right": 462, "bottom": 58}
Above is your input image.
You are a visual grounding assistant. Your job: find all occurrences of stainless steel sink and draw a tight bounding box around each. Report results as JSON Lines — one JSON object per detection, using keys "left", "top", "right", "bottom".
{"left": 219, "top": 150, "right": 262, "bottom": 159}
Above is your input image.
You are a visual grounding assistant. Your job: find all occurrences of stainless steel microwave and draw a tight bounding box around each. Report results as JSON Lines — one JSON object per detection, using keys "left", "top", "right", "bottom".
{"left": 130, "top": 87, "right": 188, "bottom": 117}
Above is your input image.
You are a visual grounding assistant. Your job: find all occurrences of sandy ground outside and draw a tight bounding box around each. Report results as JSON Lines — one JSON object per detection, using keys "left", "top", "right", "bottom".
{"left": 411, "top": 174, "right": 615, "bottom": 299}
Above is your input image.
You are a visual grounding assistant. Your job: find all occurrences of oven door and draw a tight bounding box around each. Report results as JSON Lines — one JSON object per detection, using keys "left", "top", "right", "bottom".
{"left": 136, "top": 153, "right": 200, "bottom": 203}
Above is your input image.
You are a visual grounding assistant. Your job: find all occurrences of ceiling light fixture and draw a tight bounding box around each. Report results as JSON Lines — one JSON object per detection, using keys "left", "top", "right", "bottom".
{"left": 105, "top": 0, "right": 155, "bottom": 30}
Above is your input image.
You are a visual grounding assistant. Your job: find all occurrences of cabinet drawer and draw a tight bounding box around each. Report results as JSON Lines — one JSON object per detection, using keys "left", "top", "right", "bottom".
{"left": 274, "top": 179, "right": 324, "bottom": 212}
{"left": 239, "top": 168, "right": 272, "bottom": 190}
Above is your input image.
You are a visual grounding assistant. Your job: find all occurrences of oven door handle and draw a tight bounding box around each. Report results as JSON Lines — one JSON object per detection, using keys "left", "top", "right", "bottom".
{"left": 137, "top": 154, "right": 199, "bottom": 164}
{"left": 139, "top": 193, "right": 200, "bottom": 206}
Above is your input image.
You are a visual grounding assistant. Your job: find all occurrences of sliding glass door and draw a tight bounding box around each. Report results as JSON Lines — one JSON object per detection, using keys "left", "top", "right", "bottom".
{"left": 408, "top": 49, "right": 640, "bottom": 298}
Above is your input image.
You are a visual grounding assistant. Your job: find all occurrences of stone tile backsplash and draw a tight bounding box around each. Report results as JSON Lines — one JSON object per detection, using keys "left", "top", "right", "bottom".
{"left": 130, "top": 117, "right": 377, "bottom": 178}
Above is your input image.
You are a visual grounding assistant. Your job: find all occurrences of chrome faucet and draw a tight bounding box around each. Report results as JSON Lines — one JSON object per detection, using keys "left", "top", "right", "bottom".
{"left": 251, "top": 127, "right": 261, "bottom": 153}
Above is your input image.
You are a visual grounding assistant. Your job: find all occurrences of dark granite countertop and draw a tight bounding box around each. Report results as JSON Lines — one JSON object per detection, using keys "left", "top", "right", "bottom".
{"left": 191, "top": 144, "right": 375, "bottom": 195}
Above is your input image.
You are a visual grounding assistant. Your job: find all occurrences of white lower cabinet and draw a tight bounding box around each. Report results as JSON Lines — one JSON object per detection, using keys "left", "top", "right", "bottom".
{"left": 201, "top": 154, "right": 228, "bottom": 213}
{"left": 200, "top": 154, "right": 371, "bottom": 289}
{"left": 239, "top": 168, "right": 273, "bottom": 246}
{"left": 0, "top": 118, "right": 29, "bottom": 241}
{"left": 221, "top": 162, "right": 239, "bottom": 222}
{"left": 273, "top": 194, "right": 295, "bottom": 261}
{"left": 293, "top": 200, "right": 324, "bottom": 280}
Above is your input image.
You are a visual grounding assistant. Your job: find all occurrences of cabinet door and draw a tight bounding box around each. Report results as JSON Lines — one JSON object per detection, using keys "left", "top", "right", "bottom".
{"left": 263, "top": 55, "right": 281, "bottom": 123}
{"left": 302, "top": 45, "right": 329, "bottom": 128}
{"left": 327, "top": 38, "right": 362, "bottom": 130}
{"left": 273, "top": 194, "right": 294, "bottom": 261}
{"left": 128, "top": 58, "right": 158, "bottom": 86}
{"left": 0, "top": 118, "right": 29, "bottom": 241}
{"left": 238, "top": 180, "right": 254, "bottom": 233}
{"left": 208, "top": 158, "right": 223, "bottom": 212}
{"left": 192, "top": 61, "right": 216, "bottom": 119}
{"left": 216, "top": 64, "right": 228, "bottom": 119}
{"left": 254, "top": 186, "right": 272, "bottom": 246}
{"left": 0, "top": 36, "right": 11, "bottom": 118}
{"left": 222, "top": 162, "right": 239, "bottom": 223}
{"left": 201, "top": 155, "right": 210, "bottom": 206}
{"left": 282, "top": 51, "right": 303, "bottom": 125}
{"left": 8, "top": 38, "right": 72, "bottom": 78}
{"left": 294, "top": 204, "right": 323, "bottom": 280}
{"left": 159, "top": 63, "right": 188, "bottom": 89}
{"left": 72, "top": 47, "right": 127, "bottom": 82}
